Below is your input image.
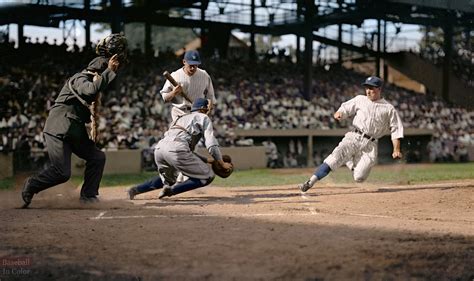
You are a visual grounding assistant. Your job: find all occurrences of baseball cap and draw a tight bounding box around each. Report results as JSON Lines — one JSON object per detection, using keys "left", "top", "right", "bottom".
{"left": 191, "top": 98, "right": 209, "bottom": 112}
{"left": 184, "top": 50, "right": 201, "bottom": 65}
{"left": 362, "top": 76, "right": 383, "bottom": 88}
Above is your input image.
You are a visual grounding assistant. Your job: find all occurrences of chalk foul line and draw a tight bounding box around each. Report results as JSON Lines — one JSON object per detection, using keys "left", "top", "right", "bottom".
{"left": 90, "top": 212, "right": 316, "bottom": 220}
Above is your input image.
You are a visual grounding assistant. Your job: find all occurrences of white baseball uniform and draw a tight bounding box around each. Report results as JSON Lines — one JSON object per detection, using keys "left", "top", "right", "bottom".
{"left": 160, "top": 67, "right": 216, "bottom": 121}
{"left": 324, "top": 95, "right": 404, "bottom": 182}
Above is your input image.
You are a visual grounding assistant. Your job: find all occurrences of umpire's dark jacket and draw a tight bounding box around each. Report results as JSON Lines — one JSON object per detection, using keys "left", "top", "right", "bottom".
{"left": 43, "top": 57, "right": 116, "bottom": 141}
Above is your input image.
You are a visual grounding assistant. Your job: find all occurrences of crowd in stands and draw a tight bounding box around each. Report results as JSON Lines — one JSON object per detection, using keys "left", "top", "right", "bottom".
{"left": 419, "top": 33, "right": 473, "bottom": 87}
{"left": 1, "top": 37, "right": 473, "bottom": 171}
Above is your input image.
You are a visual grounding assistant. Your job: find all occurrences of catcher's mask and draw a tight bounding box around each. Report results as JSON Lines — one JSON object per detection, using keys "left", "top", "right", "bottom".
{"left": 96, "top": 33, "right": 128, "bottom": 64}
{"left": 191, "top": 98, "right": 209, "bottom": 113}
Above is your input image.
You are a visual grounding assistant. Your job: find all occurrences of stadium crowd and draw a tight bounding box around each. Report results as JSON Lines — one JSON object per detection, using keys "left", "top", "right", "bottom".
{"left": 419, "top": 32, "right": 473, "bottom": 87}
{"left": 0, "top": 38, "right": 473, "bottom": 170}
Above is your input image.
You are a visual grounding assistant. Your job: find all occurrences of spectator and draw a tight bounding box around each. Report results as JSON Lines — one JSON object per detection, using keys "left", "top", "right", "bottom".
{"left": 262, "top": 138, "right": 279, "bottom": 168}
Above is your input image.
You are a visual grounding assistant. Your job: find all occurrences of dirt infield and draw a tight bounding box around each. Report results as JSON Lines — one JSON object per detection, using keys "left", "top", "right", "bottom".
{"left": 1, "top": 177, "right": 473, "bottom": 280}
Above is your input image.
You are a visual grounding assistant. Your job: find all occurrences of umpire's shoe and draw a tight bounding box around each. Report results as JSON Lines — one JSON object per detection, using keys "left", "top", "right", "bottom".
{"left": 127, "top": 186, "right": 139, "bottom": 200}
{"left": 158, "top": 186, "right": 173, "bottom": 199}
{"left": 21, "top": 177, "right": 34, "bottom": 209}
{"left": 79, "top": 195, "right": 100, "bottom": 204}
{"left": 298, "top": 180, "right": 312, "bottom": 193}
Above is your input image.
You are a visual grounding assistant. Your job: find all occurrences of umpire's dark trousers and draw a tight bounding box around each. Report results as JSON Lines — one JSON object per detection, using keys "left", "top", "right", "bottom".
{"left": 27, "top": 133, "right": 106, "bottom": 197}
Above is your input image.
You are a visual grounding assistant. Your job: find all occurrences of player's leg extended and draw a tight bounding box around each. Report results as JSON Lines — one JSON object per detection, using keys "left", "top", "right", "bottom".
{"left": 128, "top": 175, "right": 166, "bottom": 200}
{"left": 158, "top": 177, "right": 214, "bottom": 199}
{"left": 299, "top": 135, "right": 358, "bottom": 192}
{"left": 127, "top": 146, "right": 174, "bottom": 200}
{"left": 158, "top": 150, "right": 214, "bottom": 199}
{"left": 21, "top": 133, "right": 73, "bottom": 208}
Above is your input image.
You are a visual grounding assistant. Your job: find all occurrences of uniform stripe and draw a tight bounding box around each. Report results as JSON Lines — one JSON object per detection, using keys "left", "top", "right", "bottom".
{"left": 160, "top": 67, "right": 216, "bottom": 109}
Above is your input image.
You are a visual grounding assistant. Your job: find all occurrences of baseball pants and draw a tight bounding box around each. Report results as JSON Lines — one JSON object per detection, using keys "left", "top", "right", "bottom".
{"left": 324, "top": 132, "right": 377, "bottom": 182}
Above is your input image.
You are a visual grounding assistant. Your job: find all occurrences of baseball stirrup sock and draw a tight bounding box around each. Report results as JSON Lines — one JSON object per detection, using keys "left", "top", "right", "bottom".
{"left": 136, "top": 176, "right": 164, "bottom": 193}
{"left": 171, "top": 178, "right": 206, "bottom": 195}
{"left": 314, "top": 162, "right": 331, "bottom": 181}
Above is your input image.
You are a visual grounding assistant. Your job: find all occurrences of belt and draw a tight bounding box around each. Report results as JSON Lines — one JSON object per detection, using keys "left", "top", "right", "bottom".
{"left": 353, "top": 128, "right": 377, "bottom": 142}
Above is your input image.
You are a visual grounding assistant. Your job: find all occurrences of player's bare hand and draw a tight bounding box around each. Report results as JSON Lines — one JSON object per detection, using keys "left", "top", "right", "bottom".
{"left": 392, "top": 151, "right": 402, "bottom": 159}
{"left": 172, "top": 84, "right": 183, "bottom": 96}
{"left": 108, "top": 54, "right": 120, "bottom": 72}
{"left": 334, "top": 112, "right": 343, "bottom": 121}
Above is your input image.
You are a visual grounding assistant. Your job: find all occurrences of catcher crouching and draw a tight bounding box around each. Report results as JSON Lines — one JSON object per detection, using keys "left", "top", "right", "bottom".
{"left": 128, "top": 98, "right": 233, "bottom": 199}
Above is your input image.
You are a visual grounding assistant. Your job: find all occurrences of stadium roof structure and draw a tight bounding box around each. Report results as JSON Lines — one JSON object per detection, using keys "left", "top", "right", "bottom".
{"left": 1, "top": 0, "right": 473, "bottom": 103}
{"left": 0, "top": 0, "right": 472, "bottom": 31}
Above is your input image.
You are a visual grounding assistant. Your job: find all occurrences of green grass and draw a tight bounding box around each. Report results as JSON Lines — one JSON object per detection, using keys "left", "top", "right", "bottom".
{"left": 70, "top": 169, "right": 308, "bottom": 188}
{"left": 70, "top": 172, "right": 158, "bottom": 187}
{"left": 213, "top": 169, "right": 309, "bottom": 187}
{"left": 217, "top": 162, "right": 474, "bottom": 186}
{"left": 0, "top": 177, "right": 14, "bottom": 190}
{"left": 71, "top": 162, "right": 474, "bottom": 188}
{"left": 365, "top": 163, "right": 474, "bottom": 184}
{"left": 2, "top": 163, "right": 473, "bottom": 190}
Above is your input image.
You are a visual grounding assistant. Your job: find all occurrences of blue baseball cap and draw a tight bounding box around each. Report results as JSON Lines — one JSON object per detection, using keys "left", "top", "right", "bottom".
{"left": 362, "top": 76, "right": 383, "bottom": 88}
{"left": 191, "top": 98, "right": 209, "bottom": 112}
{"left": 184, "top": 50, "right": 201, "bottom": 65}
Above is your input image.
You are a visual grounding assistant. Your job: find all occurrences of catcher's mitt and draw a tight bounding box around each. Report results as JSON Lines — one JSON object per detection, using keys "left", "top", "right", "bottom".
{"left": 212, "top": 155, "right": 234, "bottom": 178}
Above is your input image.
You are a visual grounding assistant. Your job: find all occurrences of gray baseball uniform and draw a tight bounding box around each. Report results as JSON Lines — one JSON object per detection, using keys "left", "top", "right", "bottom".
{"left": 154, "top": 111, "right": 222, "bottom": 186}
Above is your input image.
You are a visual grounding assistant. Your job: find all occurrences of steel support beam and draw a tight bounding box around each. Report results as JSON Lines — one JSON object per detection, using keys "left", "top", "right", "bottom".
{"left": 442, "top": 14, "right": 453, "bottom": 102}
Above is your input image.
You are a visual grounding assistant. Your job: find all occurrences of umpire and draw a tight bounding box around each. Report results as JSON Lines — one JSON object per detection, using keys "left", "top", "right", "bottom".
{"left": 21, "top": 34, "right": 128, "bottom": 207}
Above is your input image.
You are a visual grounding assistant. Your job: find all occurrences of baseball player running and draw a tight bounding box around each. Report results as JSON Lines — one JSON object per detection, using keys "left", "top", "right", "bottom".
{"left": 298, "top": 76, "right": 404, "bottom": 193}
{"left": 127, "top": 98, "right": 232, "bottom": 199}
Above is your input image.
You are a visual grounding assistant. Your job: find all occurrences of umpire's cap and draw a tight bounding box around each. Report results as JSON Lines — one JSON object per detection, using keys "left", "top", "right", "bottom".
{"left": 191, "top": 98, "right": 209, "bottom": 112}
{"left": 362, "top": 76, "right": 383, "bottom": 88}
{"left": 184, "top": 50, "right": 201, "bottom": 65}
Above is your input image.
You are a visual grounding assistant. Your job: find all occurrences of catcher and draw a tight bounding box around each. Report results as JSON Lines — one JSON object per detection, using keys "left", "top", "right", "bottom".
{"left": 127, "top": 98, "right": 233, "bottom": 200}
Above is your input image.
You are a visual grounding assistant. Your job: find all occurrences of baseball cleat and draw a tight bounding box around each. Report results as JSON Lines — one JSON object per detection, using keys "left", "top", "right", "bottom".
{"left": 79, "top": 196, "right": 100, "bottom": 204}
{"left": 298, "top": 180, "right": 312, "bottom": 193}
{"left": 21, "top": 177, "right": 34, "bottom": 209}
{"left": 158, "top": 186, "right": 173, "bottom": 199}
{"left": 127, "top": 186, "right": 139, "bottom": 200}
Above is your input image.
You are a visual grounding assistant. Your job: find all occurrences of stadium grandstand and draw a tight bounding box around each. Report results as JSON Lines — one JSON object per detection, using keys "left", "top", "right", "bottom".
{"left": 0, "top": 0, "right": 473, "bottom": 174}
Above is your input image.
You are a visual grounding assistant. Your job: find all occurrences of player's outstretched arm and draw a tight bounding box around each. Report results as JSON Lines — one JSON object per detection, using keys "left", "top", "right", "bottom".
{"left": 392, "top": 138, "right": 402, "bottom": 159}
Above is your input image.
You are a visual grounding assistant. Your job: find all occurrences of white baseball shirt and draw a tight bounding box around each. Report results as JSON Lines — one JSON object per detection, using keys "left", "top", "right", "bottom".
{"left": 324, "top": 95, "right": 404, "bottom": 181}
{"left": 338, "top": 95, "right": 404, "bottom": 140}
{"left": 160, "top": 67, "right": 216, "bottom": 120}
